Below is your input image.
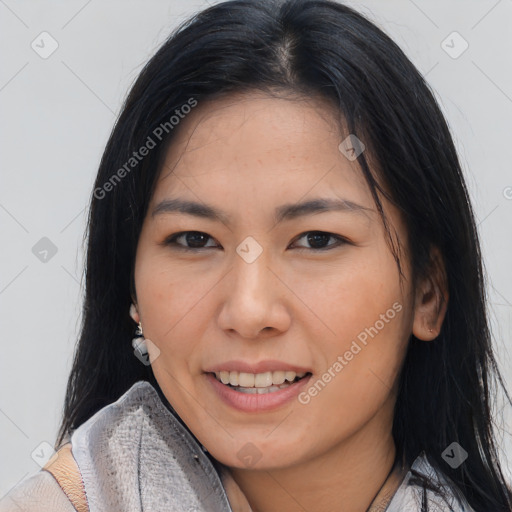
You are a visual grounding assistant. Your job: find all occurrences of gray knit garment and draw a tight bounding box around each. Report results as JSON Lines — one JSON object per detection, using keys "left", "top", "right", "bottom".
{"left": 0, "top": 380, "right": 476, "bottom": 511}
{"left": 71, "top": 381, "right": 232, "bottom": 512}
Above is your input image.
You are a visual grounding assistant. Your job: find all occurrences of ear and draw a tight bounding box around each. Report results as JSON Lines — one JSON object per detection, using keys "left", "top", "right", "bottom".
{"left": 412, "top": 246, "right": 449, "bottom": 340}
{"left": 129, "top": 303, "right": 140, "bottom": 324}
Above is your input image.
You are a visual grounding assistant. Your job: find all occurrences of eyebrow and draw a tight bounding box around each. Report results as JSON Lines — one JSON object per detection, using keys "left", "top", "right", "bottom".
{"left": 151, "top": 197, "right": 373, "bottom": 225}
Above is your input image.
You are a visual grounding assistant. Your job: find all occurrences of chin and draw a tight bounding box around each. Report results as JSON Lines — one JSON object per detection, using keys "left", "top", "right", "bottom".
{"left": 208, "top": 438, "right": 305, "bottom": 471}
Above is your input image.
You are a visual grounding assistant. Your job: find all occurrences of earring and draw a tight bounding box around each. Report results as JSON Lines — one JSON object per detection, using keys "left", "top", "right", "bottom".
{"left": 132, "top": 323, "right": 148, "bottom": 356}
{"left": 130, "top": 304, "right": 148, "bottom": 356}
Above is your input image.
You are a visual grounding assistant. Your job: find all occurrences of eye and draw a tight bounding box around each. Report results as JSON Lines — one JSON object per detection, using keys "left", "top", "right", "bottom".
{"left": 290, "top": 231, "right": 348, "bottom": 251}
{"left": 163, "top": 230, "right": 348, "bottom": 252}
{"left": 164, "top": 231, "right": 219, "bottom": 250}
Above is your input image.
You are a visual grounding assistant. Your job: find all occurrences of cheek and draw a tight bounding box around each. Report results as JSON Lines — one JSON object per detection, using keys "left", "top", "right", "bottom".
{"left": 134, "top": 257, "right": 199, "bottom": 367}
{"left": 134, "top": 254, "right": 235, "bottom": 392}
{"left": 300, "top": 315, "right": 407, "bottom": 444}
{"left": 294, "top": 250, "right": 405, "bottom": 339}
{"left": 296, "top": 252, "right": 408, "bottom": 412}
{"left": 136, "top": 251, "right": 202, "bottom": 329}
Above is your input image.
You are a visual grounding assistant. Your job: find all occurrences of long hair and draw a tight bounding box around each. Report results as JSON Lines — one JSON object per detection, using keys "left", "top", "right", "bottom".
{"left": 56, "top": 1, "right": 512, "bottom": 510}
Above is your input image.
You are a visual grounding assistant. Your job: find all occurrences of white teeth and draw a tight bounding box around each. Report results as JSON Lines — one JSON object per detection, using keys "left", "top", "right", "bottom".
{"left": 285, "top": 371, "right": 296, "bottom": 382}
{"left": 236, "top": 384, "right": 284, "bottom": 394}
{"left": 272, "top": 370, "right": 285, "bottom": 385}
{"left": 213, "top": 370, "right": 308, "bottom": 387}
{"left": 238, "top": 372, "right": 255, "bottom": 387}
{"left": 229, "top": 371, "right": 239, "bottom": 386}
{"left": 254, "top": 371, "right": 273, "bottom": 388}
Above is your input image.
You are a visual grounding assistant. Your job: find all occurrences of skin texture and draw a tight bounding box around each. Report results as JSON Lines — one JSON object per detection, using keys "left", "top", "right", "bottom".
{"left": 132, "top": 91, "right": 448, "bottom": 512}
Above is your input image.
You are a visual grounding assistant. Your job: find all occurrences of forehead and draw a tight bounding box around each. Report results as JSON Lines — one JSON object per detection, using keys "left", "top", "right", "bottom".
{"left": 152, "top": 91, "right": 374, "bottom": 215}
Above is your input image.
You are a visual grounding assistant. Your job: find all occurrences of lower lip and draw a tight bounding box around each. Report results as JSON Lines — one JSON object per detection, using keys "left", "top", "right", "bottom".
{"left": 205, "top": 373, "right": 312, "bottom": 412}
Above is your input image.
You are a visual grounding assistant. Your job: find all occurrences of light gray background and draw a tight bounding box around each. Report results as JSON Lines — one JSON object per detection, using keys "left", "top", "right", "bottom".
{"left": 1, "top": 0, "right": 511, "bottom": 498}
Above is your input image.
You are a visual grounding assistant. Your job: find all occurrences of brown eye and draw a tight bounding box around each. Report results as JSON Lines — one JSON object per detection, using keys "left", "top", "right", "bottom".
{"left": 291, "top": 231, "right": 347, "bottom": 251}
{"left": 165, "top": 231, "right": 218, "bottom": 250}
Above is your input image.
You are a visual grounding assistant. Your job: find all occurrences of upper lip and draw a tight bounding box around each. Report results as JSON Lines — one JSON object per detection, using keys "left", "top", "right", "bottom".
{"left": 204, "top": 360, "right": 312, "bottom": 374}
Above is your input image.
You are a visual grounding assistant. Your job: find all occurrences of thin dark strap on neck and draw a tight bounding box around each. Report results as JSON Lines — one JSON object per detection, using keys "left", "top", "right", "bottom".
{"left": 365, "top": 454, "right": 408, "bottom": 512}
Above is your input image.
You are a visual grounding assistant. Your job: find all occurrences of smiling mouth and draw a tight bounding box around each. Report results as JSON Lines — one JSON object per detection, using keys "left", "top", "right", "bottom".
{"left": 210, "top": 370, "right": 311, "bottom": 394}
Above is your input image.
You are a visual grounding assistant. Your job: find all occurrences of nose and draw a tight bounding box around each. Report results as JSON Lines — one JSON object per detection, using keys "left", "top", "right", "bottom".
{"left": 217, "top": 249, "right": 291, "bottom": 340}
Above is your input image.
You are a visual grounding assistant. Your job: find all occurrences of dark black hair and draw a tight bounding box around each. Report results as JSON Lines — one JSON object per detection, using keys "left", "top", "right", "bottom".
{"left": 56, "top": 1, "right": 512, "bottom": 510}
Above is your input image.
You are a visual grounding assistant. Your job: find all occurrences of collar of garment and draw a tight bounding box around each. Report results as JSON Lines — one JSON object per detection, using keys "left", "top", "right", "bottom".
{"left": 69, "top": 380, "right": 473, "bottom": 512}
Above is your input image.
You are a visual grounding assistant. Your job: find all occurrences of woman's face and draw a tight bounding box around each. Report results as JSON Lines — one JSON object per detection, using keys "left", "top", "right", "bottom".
{"left": 134, "top": 92, "right": 419, "bottom": 470}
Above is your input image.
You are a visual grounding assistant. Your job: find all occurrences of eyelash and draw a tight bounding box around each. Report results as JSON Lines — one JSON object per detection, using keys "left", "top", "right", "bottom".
{"left": 163, "top": 231, "right": 349, "bottom": 252}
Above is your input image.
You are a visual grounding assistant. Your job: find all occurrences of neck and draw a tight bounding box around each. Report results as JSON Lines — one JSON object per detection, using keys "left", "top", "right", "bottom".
{"left": 227, "top": 404, "right": 398, "bottom": 512}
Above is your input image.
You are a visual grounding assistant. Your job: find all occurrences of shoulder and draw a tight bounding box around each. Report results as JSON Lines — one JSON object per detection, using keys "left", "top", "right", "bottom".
{"left": 387, "top": 452, "right": 476, "bottom": 512}
{"left": 0, "top": 470, "right": 77, "bottom": 512}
